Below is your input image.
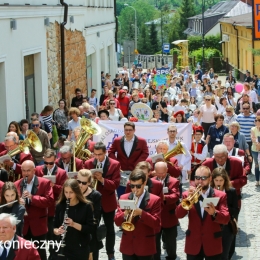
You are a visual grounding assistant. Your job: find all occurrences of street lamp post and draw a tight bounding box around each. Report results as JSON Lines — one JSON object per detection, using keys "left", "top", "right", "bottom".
{"left": 201, "top": 0, "right": 213, "bottom": 72}
{"left": 124, "top": 4, "right": 137, "bottom": 53}
{"left": 156, "top": 0, "right": 165, "bottom": 65}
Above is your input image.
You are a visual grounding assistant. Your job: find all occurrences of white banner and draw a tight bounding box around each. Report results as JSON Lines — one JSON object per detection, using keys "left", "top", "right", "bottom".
{"left": 93, "top": 121, "right": 192, "bottom": 156}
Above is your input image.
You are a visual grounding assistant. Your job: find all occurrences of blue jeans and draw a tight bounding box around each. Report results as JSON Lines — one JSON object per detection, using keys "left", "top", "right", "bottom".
{"left": 251, "top": 151, "right": 260, "bottom": 181}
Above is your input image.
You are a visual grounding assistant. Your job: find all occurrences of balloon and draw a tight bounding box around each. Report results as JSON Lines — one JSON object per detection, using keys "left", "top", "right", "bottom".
{"left": 225, "top": 82, "right": 230, "bottom": 88}
{"left": 235, "top": 83, "right": 244, "bottom": 93}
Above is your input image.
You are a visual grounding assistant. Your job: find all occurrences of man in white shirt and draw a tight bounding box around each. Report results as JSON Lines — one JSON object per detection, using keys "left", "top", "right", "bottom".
{"left": 0, "top": 213, "right": 40, "bottom": 259}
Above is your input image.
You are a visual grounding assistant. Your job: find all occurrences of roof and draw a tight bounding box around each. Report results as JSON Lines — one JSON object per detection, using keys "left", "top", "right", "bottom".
{"left": 145, "top": 12, "right": 175, "bottom": 25}
{"left": 219, "top": 11, "right": 252, "bottom": 27}
{"left": 188, "top": 0, "right": 248, "bottom": 20}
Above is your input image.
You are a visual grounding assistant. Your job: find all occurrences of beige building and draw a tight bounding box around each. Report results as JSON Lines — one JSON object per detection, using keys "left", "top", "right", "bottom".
{"left": 220, "top": 12, "right": 260, "bottom": 78}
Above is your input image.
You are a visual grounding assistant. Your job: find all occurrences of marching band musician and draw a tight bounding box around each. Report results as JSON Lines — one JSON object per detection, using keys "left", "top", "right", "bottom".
{"left": 115, "top": 169, "right": 161, "bottom": 260}
{"left": 202, "top": 144, "right": 247, "bottom": 210}
{"left": 153, "top": 162, "right": 180, "bottom": 260}
{"left": 125, "top": 161, "right": 163, "bottom": 200}
{"left": 108, "top": 122, "right": 149, "bottom": 197}
{"left": 146, "top": 140, "right": 181, "bottom": 178}
{"left": 176, "top": 165, "right": 230, "bottom": 260}
{"left": 0, "top": 182, "right": 26, "bottom": 237}
{"left": 77, "top": 169, "right": 103, "bottom": 260}
{"left": 54, "top": 179, "right": 94, "bottom": 260}
{"left": 188, "top": 126, "right": 208, "bottom": 185}
{"left": 35, "top": 148, "right": 68, "bottom": 259}
{"left": 85, "top": 142, "right": 120, "bottom": 260}
{"left": 0, "top": 214, "right": 40, "bottom": 260}
{"left": 0, "top": 133, "right": 33, "bottom": 181}
{"left": 14, "top": 160, "right": 54, "bottom": 260}
{"left": 55, "top": 145, "right": 84, "bottom": 172}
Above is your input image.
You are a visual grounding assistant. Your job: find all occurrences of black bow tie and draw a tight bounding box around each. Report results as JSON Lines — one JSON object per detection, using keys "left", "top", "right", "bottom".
{"left": 198, "top": 195, "right": 204, "bottom": 202}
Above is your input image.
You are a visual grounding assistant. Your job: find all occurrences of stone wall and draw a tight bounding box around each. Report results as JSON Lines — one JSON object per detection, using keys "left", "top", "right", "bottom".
{"left": 46, "top": 22, "right": 86, "bottom": 109}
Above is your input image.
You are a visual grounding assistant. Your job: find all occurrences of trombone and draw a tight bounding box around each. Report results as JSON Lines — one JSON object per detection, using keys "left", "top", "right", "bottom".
{"left": 122, "top": 193, "right": 138, "bottom": 232}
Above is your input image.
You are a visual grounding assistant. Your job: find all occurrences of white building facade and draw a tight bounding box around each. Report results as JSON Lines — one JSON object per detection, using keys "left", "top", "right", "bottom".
{"left": 0, "top": 0, "right": 117, "bottom": 138}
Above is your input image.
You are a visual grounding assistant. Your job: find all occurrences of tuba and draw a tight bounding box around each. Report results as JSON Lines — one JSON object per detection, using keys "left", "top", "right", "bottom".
{"left": 75, "top": 117, "right": 101, "bottom": 161}
{"left": 121, "top": 194, "right": 138, "bottom": 232}
{"left": 3, "top": 130, "right": 42, "bottom": 181}
{"left": 164, "top": 141, "right": 186, "bottom": 163}
{"left": 181, "top": 184, "right": 202, "bottom": 210}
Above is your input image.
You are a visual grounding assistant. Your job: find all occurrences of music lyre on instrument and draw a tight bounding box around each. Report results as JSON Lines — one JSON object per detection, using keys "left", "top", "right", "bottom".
{"left": 121, "top": 193, "right": 138, "bottom": 232}
{"left": 92, "top": 162, "right": 102, "bottom": 190}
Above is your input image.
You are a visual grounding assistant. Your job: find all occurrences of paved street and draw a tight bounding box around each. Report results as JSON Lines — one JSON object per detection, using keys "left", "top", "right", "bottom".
{"left": 99, "top": 173, "right": 260, "bottom": 259}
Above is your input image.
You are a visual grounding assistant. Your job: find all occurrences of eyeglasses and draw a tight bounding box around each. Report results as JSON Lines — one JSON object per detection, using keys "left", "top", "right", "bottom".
{"left": 77, "top": 180, "right": 88, "bottom": 185}
{"left": 44, "top": 161, "right": 54, "bottom": 165}
{"left": 32, "top": 124, "right": 39, "bottom": 128}
{"left": 205, "top": 99, "right": 211, "bottom": 101}
{"left": 194, "top": 176, "right": 209, "bottom": 180}
{"left": 130, "top": 184, "right": 143, "bottom": 189}
{"left": 242, "top": 107, "right": 250, "bottom": 110}
{"left": 124, "top": 129, "right": 134, "bottom": 132}
{"left": 168, "top": 130, "right": 176, "bottom": 133}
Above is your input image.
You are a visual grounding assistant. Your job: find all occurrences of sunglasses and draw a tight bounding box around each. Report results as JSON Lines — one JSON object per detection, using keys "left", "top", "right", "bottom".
{"left": 168, "top": 130, "right": 176, "bottom": 133}
{"left": 226, "top": 110, "right": 231, "bottom": 112}
{"left": 194, "top": 176, "right": 209, "bottom": 180}
{"left": 44, "top": 161, "right": 54, "bottom": 165}
{"left": 255, "top": 120, "right": 260, "bottom": 122}
{"left": 205, "top": 99, "right": 211, "bottom": 101}
{"left": 242, "top": 107, "right": 250, "bottom": 110}
{"left": 32, "top": 124, "right": 39, "bottom": 128}
{"left": 77, "top": 180, "right": 88, "bottom": 185}
{"left": 130, "top": 184, "right": 143, "bottom": 189}
{"left": 110, "top": 103, "right": 115, "bottom": 105}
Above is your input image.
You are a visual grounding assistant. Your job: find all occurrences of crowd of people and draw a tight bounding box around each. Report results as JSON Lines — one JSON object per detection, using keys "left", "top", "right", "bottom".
{"left": 0, "top": 65, "right": 259, "bottom": 260}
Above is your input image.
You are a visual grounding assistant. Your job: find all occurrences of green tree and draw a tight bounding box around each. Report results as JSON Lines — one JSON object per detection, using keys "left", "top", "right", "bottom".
{"left": 168, "top": 11, "right": 180, "bottom": 43}
{"left": 116, "top": 2, "right": 125, "bottom": 17}
{"left": 178, "top": 0, "right": 196, "bottom": 39}
{"left": 138, "top": 25, "right": 151, "bottom": 54}
{"left": 149, "top": 22, "right": 159, "bottom": 53}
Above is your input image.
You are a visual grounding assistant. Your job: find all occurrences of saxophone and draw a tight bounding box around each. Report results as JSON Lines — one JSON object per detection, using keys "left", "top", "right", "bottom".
{"left": 58, "top": 198, "right": 70, "bottom": 257}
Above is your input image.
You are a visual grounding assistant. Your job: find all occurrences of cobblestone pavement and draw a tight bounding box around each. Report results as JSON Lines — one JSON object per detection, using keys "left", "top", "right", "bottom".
{"left": 99, "top": 173, "right": 260, "bottom": 260}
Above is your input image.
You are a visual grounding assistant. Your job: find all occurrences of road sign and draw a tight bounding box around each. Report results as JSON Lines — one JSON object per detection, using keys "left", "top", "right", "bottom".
{"left": 163, "top": 43, "right": 170, "bottom": 53}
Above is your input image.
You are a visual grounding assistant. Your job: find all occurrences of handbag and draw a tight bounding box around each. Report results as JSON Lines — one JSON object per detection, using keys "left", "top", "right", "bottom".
{"left": 229, "top": 218, "right": 238, "bottom": 235}
{"left": 96, "top": 224, "right": 107, "bottom": 241}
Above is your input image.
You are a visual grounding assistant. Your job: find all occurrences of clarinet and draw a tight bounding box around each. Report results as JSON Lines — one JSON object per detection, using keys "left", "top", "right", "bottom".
{"left": 58, "top": 198, "right": 70, "bottom": 257}
{"left": 22, "top": 176, "right": 28, "bottom": 216}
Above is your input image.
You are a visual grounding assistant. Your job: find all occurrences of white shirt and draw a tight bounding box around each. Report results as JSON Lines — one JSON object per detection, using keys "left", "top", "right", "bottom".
{"left": 97, "top": 157, "right": 106, "bottom": 168}
{"left": 63, "top": 162, "right": 70, "bottom": 173}
{"left": 135, "top": 189, "right": 146, "bottom": 208}
{"left": 216, "top": 162, "right": 227, "bottom": 169}
{"left": 124, "top": 136, "right": 135, "bottom": 157}
{"left": 26, "top": 175, "right": 35, "bottom": 194}
{"left": 193, "top": 140, "right": 208, "bottom": 161}
{"left": 0, "top": 237, "right": 14, "bottom": 257}
{"left": 47, "top": 165, "right": 56, "bottom": 176}
{"left": 199, "top": 187, "right": 210, "bottom": 217}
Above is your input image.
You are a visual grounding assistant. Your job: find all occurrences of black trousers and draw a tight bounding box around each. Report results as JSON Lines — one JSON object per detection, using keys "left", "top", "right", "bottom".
{"left": 24, "top": 227, "right": 47, "bottom": 260}
{"left": 187, "top": 246, "right": 221, "bottom": 260}
{"left": 154, "top": 226, "right": 177, "bottom": 260}
{"left": 247, "top": 141, "right": 253, "bottom": 171}
{"left": 222, "top": 224, "right": 234, "bottom": 260}
{"left": 123, "top": 254, "right": 154, "bottom": 260}
{"left": 101, "top": 209, "right": 115, "bottom": 255}
{"left": 201, "top": 122, "right": 215, "bottom": 138}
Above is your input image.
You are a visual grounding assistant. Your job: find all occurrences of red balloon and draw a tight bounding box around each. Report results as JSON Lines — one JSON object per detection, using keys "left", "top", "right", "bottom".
{"left": 235, "top": 83, "right": 244, "bottom": 93}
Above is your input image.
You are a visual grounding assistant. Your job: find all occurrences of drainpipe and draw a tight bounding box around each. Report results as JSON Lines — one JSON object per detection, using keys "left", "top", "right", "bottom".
{"left": 60, "top": 0, "right": 68, "bottom": 99}
{"left": 114, "top": 0, "right": 117, "bottom": 53}
{"left": 232, "top": 22, "right": 239, "bottom": 74}
{"left": 252, "top": 29, "right": 255, "bottom": 75}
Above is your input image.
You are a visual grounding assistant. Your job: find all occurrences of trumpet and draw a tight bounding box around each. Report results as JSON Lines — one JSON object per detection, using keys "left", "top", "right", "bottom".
{"left": 122, "top": 193, "right": 138, "bottom": 232}
{"left": 181, "top": 185, "right": 202, "bottom": 210}
{"left": 58, "top": 198, "right": 70, "bottom": 257}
